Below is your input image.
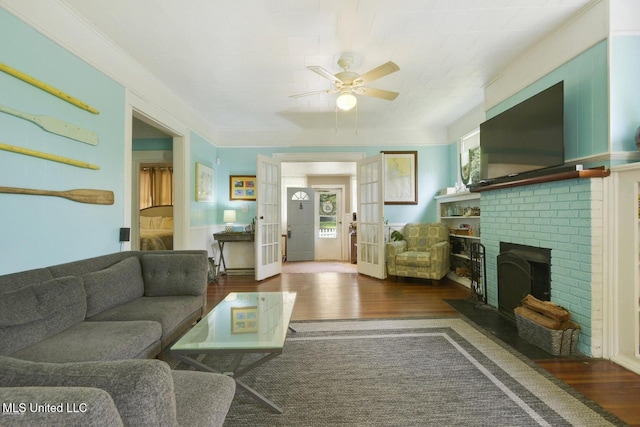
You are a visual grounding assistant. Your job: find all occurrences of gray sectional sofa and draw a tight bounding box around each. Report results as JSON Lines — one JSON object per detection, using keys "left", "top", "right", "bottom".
{"left": 0, "top": 250, "right": 236, "bottom": 426}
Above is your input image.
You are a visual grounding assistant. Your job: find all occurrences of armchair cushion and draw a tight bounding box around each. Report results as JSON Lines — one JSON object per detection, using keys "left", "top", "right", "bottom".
{"left": 395, "top": 251, "right": 432, "bottom": 268}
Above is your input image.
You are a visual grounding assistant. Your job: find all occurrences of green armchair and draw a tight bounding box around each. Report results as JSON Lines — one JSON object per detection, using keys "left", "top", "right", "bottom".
{"left": 386, "top": 222, "right": 450, "bottom": 282}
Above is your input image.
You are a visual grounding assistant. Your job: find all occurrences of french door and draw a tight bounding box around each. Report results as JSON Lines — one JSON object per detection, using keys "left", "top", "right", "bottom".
{"left": 255, "top": 155, "right": 281, "bottom": 280}
{"left": 356, "top": 154, "right": 386, "bottom": 279}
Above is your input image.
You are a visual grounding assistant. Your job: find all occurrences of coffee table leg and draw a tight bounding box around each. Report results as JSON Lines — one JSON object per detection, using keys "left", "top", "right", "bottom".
{"left": 173, "top": 352, "right": 284, "bottom": 414}
{"left": 234, "top": 379, "right": 283, "bottom": 414}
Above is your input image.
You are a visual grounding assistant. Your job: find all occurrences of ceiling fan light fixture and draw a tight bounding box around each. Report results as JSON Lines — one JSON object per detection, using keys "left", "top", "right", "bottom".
{"left": 336, "top": 92, "right": 357, "bottom": 111}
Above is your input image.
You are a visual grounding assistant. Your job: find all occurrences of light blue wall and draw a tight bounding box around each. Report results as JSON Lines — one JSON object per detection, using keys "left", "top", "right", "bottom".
{"left": 215, "top": 145, "right": 451, "bottom": 225}
{"left": 486, "top": 40, "right": 609, "bottom": 165}
{"left": 0, "top": 9, "right": 126, "bottom": 274}
{"left": 190, "top": 131, "right": 218, "bottom": 227}
{"left": 610, "top": 35, "right": 640, "bottom": 156}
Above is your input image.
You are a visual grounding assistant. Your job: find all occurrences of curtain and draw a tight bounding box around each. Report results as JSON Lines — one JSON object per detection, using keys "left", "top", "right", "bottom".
{"left": 140, "top": 166, "right": 173, "bottom": 209}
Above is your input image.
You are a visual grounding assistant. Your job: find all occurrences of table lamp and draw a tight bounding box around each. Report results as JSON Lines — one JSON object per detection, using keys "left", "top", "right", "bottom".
{"left": 223, "top": 210, "right": 237, "bottom": 232}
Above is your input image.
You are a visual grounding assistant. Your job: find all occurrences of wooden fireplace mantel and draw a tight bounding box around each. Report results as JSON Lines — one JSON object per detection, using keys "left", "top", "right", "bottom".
{"left": 470, "top": 167, "right": 610, "bottom": 193}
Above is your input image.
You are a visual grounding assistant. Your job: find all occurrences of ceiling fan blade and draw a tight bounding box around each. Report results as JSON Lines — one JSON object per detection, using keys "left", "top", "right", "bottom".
{"left": 289, "top": 89, "right": 337, "bottom": 98}
{"left": 355, "top": 61, "right": 400, "bottom": 85}
{"left": 354, "top": 87, "right": 399, "bottom": 101}
{"left": 307, "top": 66, "right": 343, "bottom": 84}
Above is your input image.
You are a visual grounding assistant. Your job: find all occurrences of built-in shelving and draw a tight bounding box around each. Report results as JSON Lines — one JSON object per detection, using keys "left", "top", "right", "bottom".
{"left": 610, "top": 164, "right": 640, "bottom": 375}
{"left": 435, "top": 192, "right": 481, "bottom": 287}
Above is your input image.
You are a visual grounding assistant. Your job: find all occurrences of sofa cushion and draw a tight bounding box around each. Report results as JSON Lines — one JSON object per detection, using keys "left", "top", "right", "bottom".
{"left": 0, "top": 356, "right": 178, "bottom": 427}
{"left": 87, "top": 296, "right": 202, "bottom": 346}
{"left": 141, "top": 253, "right": 207, "bottom": 297}
{"left": 10, "top": 320, "right": 162, "bottom": 362}
{"left": 395, "top": 251, "right": 432, "bottom": 268}
{"left": 0, "top": 277, "right": 86, "bottom": 356}
{"left": 81, "top": 257, "right": 145, "bottom": 318}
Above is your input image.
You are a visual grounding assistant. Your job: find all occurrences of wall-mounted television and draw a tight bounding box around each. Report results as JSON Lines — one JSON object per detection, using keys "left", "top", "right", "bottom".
{"left": 479, "top": 81, "right": 564, "bottom": 183}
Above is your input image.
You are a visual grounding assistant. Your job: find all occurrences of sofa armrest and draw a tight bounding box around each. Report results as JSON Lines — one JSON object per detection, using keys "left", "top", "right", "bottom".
{"left": 0, "top": 387, "right": 123, "bottom": 427}
{"left": 0, "top": 356, "right": 178, "bottom": 427}
{"left": 141, "top": 251, "right": 208, "bottom": 297}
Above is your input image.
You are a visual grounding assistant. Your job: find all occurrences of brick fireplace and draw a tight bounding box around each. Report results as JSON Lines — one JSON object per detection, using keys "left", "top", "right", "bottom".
{"left": 478, "top": 177, "right": 605, "bottom": 356}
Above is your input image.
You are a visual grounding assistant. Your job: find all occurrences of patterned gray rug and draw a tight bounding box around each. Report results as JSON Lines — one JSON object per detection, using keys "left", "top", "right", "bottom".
{"left": 174, "top": 319, "right": 626, "bottom": 426}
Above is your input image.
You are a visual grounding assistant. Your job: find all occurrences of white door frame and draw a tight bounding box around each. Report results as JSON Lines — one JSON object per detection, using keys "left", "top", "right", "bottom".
{"left": 126, "top": 93, "right": 189, "bottom": 251}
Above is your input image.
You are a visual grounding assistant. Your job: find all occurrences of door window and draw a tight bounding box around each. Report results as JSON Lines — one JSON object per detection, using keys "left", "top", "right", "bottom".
{"left": 318, "top": 192, "right": 337, "bottom": 239}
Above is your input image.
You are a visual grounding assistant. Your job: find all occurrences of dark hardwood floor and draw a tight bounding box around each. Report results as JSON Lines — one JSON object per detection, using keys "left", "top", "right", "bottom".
{"left": 208, "top": 268, "right": 640, "bottom": 426}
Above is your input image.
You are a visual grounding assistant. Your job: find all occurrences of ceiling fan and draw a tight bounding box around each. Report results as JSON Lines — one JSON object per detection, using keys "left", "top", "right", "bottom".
{"left": 290, "top": 54, "right": 400, "bottom": 111}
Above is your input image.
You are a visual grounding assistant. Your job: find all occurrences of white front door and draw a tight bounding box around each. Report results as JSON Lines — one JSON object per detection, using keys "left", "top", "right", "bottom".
{"left": 255, "top": 155, "right": 281, "bottom": 281}
{"left": 315, "top": 188, "right": 343, "bottom": 260}
{"left": 357, "top": 154, "right": 386, "bottom": 279}
{"left": 286, "top": 187, "right": 315, "bottom": 261}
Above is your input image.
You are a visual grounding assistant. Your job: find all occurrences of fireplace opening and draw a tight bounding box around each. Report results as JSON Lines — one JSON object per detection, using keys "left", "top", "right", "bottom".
{"left": 497, "top": 242, "right": 551, "bottom": 320}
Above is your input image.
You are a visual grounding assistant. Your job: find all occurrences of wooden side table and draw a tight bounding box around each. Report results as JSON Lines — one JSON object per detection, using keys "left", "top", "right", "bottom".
{"left": 213, "top": 232, "right": 255, "bottom": 278}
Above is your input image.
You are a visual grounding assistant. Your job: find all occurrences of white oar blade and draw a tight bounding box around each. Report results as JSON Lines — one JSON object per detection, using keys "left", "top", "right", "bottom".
{"left": 35, "top": 116, "right": 99, "bottom": 146}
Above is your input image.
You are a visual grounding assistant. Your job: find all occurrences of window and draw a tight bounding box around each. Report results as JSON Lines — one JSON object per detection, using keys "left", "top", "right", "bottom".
{"left": 460, "top": 130, "right": 480, "bottom": 186}
{"left": 291, "top": 191, "right": 310, "bottom": 201}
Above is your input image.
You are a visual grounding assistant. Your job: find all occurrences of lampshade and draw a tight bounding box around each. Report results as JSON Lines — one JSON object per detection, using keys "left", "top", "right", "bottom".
{"left": 336, "top": 92, "right": 357, "bottom": 111}
{"left": 223, "top": 210, "right": 237, "bottom": 223}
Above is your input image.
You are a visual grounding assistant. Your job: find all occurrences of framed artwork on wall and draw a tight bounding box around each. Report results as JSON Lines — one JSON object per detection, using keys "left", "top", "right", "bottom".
{"left": 381, "top": 151, "right": 418, "bottom": 204}
{"left": 195, "top": 163, "right": 215, "bottom": 202}
{"left": 230, "top": 175, "right": 257, "bottom": 201}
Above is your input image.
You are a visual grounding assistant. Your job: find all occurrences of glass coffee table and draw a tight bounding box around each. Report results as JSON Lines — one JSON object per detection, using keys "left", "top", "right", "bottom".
{"left": 171, "top": 291, "right": 297, "bottom": 413}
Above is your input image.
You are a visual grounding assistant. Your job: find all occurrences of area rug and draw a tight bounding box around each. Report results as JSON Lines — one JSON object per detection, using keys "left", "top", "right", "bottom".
{"left": 174, "top": 319, "right": 625, "bottom": 426}
{"left": 282, "top": 261, "right": 357, "bottom": 274}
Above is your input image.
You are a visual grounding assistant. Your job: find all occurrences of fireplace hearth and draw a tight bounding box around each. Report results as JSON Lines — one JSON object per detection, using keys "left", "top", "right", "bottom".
{"left": 497, "top": 242, "right": 551, "bottom": 319}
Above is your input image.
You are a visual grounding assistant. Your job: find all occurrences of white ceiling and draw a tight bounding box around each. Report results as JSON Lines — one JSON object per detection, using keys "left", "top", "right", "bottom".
{"left": 59, "top": 0, "right": 594, "bottom": 146}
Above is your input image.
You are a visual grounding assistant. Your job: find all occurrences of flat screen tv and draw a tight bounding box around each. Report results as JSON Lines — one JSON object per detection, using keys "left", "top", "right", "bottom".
{"left": 479, "top": 81, "right": 564, "bottom": 182}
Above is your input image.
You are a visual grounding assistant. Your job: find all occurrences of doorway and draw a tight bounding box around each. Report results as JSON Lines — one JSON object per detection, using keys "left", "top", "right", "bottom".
{"left": 278, "top": 153, "right": 361, "bottom": 268}
{"left": 130, "top": 114, "right": 180, "bottom": 250}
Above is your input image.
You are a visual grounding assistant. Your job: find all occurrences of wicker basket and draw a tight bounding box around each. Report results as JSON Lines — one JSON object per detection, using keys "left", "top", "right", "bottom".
{"left": 515, "top": 311, "right": 580, "bottom": 356}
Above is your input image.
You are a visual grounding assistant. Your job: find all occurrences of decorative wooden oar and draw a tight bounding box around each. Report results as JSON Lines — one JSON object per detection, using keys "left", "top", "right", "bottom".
{"left": 0, "top": 142, "right": 99, "bottom": 170}
{"left": 0, "top": 104, "right": 99, "bottom": 146}
{"left": 0, "top": 62, "right": 99, "bottom": 115}
{"left": 0, "top": 186, "right": 114, "bottom": 205}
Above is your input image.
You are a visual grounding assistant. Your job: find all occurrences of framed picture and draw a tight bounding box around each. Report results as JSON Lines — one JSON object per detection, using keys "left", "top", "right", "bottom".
{"left": 230, "top": 175, "right": 257, "bottom": 201}
{"left": 196, "top": 163, "right": 215, "bottom": 202}
{"left": 381, "top": 151, "right": 418, "bottom": 204}
{"left": 231, "top": 306, "right": 258, "bottom": 333}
